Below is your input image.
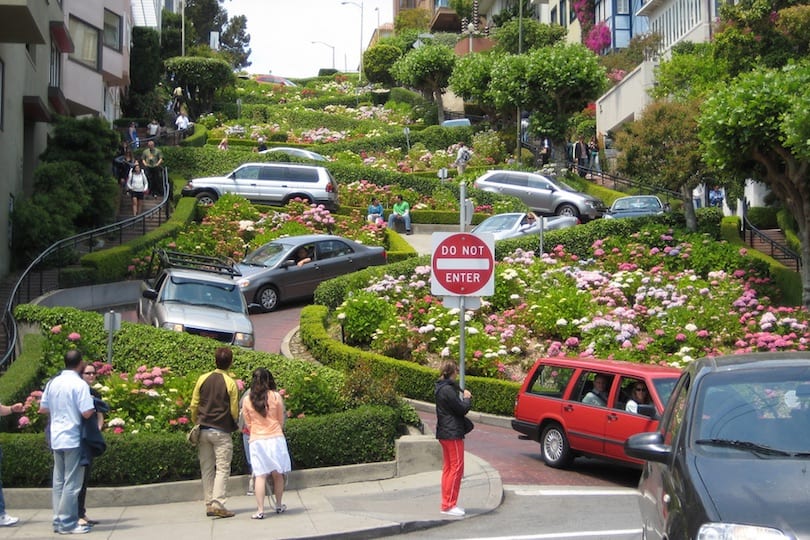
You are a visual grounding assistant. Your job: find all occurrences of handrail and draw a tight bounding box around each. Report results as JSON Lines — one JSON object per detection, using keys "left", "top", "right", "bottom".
{"left": 0, "top": 167, "right": 171, "bottom": 370}
{"left": 741, "top": 215, "right": 801, "bottom": 271}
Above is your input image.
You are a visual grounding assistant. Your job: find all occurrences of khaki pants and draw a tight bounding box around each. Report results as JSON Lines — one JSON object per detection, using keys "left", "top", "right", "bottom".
{"left": 198, "top": 428, "right": 233, "bottom": 508}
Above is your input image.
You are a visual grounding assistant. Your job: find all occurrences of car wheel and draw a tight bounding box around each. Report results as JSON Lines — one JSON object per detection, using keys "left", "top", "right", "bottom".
{"left": 196, "top": 191, "right": 218, "bottom": 206}
{"left": 556, "top": 204, "right": 580, "bottom": 218}
{"left": 541, "top": 423, "right": 573, "bottom": 469}
{"left": 257, "top": 285, "right": 280, "bottom": 312}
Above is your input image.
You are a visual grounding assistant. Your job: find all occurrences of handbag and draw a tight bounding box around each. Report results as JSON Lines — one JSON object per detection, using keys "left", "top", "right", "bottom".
{"left": 463, "top": 417, "right": 475, "bottom": 434}
{"left": 187, "top": 424, "right": 201, "bottom": 446}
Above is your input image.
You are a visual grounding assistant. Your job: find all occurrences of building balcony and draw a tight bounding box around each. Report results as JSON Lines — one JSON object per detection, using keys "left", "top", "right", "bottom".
{"left": 430, "top": 6, "right": 461, "bottom": 32}
{"left": 0, "top": 0, "right": 47, "bottom": 44}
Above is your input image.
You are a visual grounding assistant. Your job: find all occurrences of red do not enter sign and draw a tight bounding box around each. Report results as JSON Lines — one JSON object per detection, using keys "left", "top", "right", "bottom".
{"left": 431, "top": 232, "right": 495, "bottom": 297}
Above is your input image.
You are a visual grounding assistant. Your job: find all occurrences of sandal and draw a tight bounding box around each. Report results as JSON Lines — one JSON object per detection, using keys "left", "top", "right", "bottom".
{"left": 275, "top": 505, "right": 286, "bottom": 514}
{"left": 251, "top": 512, "right": 264, "bottom": 520}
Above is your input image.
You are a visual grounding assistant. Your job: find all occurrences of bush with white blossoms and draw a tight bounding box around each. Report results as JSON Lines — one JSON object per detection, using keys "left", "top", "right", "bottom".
{"left": 335, "top": 224, "right": 810, "bottom": 380}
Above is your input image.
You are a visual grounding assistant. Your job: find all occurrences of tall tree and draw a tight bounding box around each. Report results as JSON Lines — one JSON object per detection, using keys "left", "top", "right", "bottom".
{"left": 391, "top": 44, "right": 457, "bottom": 123}
{"left": 363, "top": 43, "right": 403, "bottom": 86}
{"left": 220, "top": 14, "right": 251, "bottom": 69}
{"left": 185, "top": 0, "right": 227, "bottom": 48}
{"left": 492, "top": 0, "right": 537, "bottom": 27}
{"left": 394, "top": 8, "right": 431, "bottom": 33}
{"left": 615, "top": 100, "right": 706, "bottom": 231}
{"left": 699, "top": 63, "right": 810, "bottom": 307}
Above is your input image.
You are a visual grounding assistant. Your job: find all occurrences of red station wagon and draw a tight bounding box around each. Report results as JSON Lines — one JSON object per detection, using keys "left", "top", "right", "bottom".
{"left": 512, "top": 357, "right": 681, "bottom": 468}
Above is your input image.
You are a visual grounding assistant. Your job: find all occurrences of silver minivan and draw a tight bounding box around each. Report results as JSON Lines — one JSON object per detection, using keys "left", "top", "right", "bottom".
{"left": 474, "top": 170, "right": 606, "bottom": 221}
{"left": 181, "top": 162, "right": 339, "bottom": 211}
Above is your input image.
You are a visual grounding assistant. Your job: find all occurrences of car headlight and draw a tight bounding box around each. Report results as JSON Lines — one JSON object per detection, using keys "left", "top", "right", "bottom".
{"left": 234, "top": 332, "right": 254, "bottom": 348}
{"left": 238, "top": 279, "right": 250, "bottom": 289}
{"left": 161, "top": 322, "right": 184, "bottom": 332}
{"left": 583, "top": 201, "right": 597, "bottom": 208}
{"left": 698, "top": 523, "right": 791, "bottom": 540}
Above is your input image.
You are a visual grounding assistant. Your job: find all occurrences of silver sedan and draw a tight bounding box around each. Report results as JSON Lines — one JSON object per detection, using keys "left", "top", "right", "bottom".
{"left": 471, "top": 212, "right": 578, "bottom": 241}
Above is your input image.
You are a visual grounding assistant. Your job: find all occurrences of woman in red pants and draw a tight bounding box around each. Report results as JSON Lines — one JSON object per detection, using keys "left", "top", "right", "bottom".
{"left": 434, "top": 360, "right": 472, "bottom": 517}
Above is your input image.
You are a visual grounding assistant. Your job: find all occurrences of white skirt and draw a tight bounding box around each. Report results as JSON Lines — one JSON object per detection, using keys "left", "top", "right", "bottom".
{"left": 249, "top": 436, "right": 292, "bottom": 476}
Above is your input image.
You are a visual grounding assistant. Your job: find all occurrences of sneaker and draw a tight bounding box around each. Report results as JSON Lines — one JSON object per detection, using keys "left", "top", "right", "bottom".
{"left": 440, "top": 506, "right": 465, "bottom": 517}
{"left": 59, "top": 525, "right": 91, "bottom": 534}
{"left": 208, "top": 506, "right": 235, "bottom": 518}
{"left": 0, "top": 514, "right": 19, "bottom": 527}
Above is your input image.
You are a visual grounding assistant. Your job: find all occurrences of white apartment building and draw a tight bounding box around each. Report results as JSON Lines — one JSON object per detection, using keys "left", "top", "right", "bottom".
{"left": 0, "top": 0, "right": 132, "bottom": 279}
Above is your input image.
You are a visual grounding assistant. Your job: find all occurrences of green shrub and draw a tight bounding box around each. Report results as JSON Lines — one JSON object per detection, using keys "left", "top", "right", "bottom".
{"left": 336, "top": 290, "right": 396, "bottom": 345}
{"left": 746, "top": 206, "right": 779, "bottom": 229}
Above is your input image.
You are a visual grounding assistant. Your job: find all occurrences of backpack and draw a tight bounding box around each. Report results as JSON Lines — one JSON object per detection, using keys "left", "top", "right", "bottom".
{"left": 461, "top": 149, "right": 471, "bottom": 163}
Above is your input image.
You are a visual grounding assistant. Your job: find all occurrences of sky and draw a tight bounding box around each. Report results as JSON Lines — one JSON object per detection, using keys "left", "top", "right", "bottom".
{"left": 222, "top": 0, "right": 394, "bottom": 79}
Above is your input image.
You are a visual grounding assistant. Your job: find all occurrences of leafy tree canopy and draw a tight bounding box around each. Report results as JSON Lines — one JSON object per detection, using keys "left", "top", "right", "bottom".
{"left": 363, "top": 43, "right": 403, "bottom": 86}
{"left": 391, "top": 44, "right": 457, "bottom": 122}
{"left": 164, "top": 56, "right": 235, "bottom": 117}
{"left": 651, "top": 42, "right": 729, "bottom": 101}
{"left": 394, "top": 8, "right": 431, "bottom": 33}
{"left": 492, "top": 0, "right": 538, "bottom": 27}
{"left": 699, "top": 61, "right": 810, "bottom": 306}
{"left": 493, "top": 19, "right": 566, "bottom": 54}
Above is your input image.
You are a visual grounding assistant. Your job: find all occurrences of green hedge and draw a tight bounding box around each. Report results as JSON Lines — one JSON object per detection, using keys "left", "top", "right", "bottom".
{"left": 299, "top": 305, "right": 520, "bottom": 416}
{"left": 2, "top": 307, "right": 400, "bottom": 487}
{"left": 0, "top": 404, "right": 396, "bottom": 487}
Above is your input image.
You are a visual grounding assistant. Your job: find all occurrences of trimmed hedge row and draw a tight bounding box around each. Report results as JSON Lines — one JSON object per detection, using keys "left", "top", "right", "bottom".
{"left": 298, "top": 305, "right": 521, "bottom": 417}
{"left": 0, "top": 404, "right": 396, "bottom": 487}
{"left": 3, "top": 308, "right": 399, "bottom": 487}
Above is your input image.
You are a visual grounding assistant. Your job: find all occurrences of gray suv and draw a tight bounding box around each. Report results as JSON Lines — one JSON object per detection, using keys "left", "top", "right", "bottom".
{"left": 474, "top": 170, "right": 606, "bottom": 221}
{"left": 138, "top": 251, "right": 255, "bottom": 348}
{"left": 181, "top": 162, "right": 339, "bottom": 211}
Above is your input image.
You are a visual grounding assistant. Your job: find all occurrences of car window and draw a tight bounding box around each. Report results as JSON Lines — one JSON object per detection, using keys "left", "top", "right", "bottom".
{"left": 317, "top": 240, "right": 353, "bottom": 260}
{"left": 526, "top": 364, "right": 574, "bottom": 398}
{"left": 528, "top": 177, "right": 551, "bottom": 191}
{"left": 506, "top": 174, "right": 529, "bottom": 188}
{"left": 661, "top": 373, "right": 690, "bottom": 446}
{"left": 234, "top": 165, "right": 261, "bottom": 180}
{"left": 651, "top": 377, "right": 679, "bottom": 406}
{"left": 475, "top": 215, "right": 518, "bottom": 233}
{"left": 483, "top": 173, "right": 508, "bottom": 185}
{"left": 258, "top": 165, "right": 282, "bottom": 181}
{"left": 286, "top": 166, "right": 319, "bottom": 183}
{"left": 575, "top": 371, "right": 615, "bottom": 407}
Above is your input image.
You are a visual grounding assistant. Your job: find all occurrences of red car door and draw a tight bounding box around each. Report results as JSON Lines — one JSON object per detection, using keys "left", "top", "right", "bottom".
{"left": 563, "top": 372, "right": 618, "bottom": 456}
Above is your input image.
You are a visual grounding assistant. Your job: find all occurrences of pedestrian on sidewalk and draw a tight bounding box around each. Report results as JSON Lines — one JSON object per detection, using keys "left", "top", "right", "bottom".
{"left": 77, "top": 364, "right": 108, "bottom": 528}
{"left": 190, "top": 347, "right": 240, "bottom": 519}
{"left": 39, "top": 350, "right": 96, "bottom": 535}
{"left": 126, "top": 162, "right": 149, "bottom": 216}
{"left": 242, "top": 367, "right": 291, "bottom": 519}
{"left": 140, "top": 140, "right": 164, "bottom": 198}
{"left": 0, "top": 400, "right": 25, "bottom": 527}
{"left": 435, "top": 360, "right": 472, "bottom": 518}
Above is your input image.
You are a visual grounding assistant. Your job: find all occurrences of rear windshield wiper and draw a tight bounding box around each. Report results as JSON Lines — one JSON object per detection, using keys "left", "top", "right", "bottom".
{"left": 695, "top": 438, "right": 793, "bottom": 457}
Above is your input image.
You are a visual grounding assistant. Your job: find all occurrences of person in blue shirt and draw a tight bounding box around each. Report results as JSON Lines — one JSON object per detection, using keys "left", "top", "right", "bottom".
{"left": 367, "top": 198, "right": 384, "bottom": 223}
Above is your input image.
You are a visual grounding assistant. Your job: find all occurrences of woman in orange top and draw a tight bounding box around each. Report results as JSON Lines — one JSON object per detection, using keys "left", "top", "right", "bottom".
{"left": 242, "top": 368, "right": 291, "bottom": 519}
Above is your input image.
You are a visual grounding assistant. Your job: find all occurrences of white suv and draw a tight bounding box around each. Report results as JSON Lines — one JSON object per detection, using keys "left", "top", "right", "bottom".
{"left": 182, "top": 162, "right": 339, "bottom": 211}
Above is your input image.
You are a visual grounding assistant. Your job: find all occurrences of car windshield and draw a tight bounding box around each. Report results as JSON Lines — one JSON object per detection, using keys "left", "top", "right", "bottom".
{"left": 692, "top": 367, "right": 810, "bottom": 456}
{"left": 243, "top": 242, "right": 291, "bottom": 267}
{"left": 474, "top": 215, "right": 519, "bottom": 233}
{"left": 163, "top": 278, "right": 245, "bottom": 313}
{"left": 651, "top": 376, "right": 679, "bottom": 405}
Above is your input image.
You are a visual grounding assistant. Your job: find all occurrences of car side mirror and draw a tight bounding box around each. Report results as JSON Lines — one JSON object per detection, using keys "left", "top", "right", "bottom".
{"left": 625, "top": 431, "right": 671, "bottom": 464}
{"left": 281, "top": 260, "right": 295, "bottom": 269}
{"left": 142, "top": 289, "right": 158, "bottom": 301}
{"left": 637, "top": 403, "right": 659, "bottom": 420}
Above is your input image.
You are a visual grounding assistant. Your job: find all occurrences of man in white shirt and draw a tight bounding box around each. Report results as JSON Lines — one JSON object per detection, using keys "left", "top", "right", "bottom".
{"left": 39, "top": 350, "right": 96, "bottom": 535}
{"left": 175, "top": 112, "right": 190, "bottom": 142}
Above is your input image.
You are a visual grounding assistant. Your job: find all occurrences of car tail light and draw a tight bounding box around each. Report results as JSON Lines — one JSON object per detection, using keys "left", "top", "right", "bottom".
{"left": 326, "top": 182, "right": 334, "bottom": 193}
{"left": 383, "top": 250, "right": 387, "bottom": 262}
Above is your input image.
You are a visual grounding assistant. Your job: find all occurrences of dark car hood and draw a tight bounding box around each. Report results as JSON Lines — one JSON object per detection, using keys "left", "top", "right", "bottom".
{"left": 695, "top": 454, "right": 810, "bottom": 535}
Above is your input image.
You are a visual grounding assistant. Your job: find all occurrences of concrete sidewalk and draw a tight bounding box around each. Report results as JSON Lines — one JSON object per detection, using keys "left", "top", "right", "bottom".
{"left": 1, "top": 450, "right": 501, "bottom": 539}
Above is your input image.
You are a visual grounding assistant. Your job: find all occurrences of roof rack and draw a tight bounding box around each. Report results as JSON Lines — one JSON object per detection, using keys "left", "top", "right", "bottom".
{"left": 153, "top": 249, "right": 242, "bottom": 277}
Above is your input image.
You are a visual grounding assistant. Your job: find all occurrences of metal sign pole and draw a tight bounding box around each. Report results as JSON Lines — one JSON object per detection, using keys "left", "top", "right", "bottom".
{"left": 458, "top": 182, "right": 466, "bottom": 389}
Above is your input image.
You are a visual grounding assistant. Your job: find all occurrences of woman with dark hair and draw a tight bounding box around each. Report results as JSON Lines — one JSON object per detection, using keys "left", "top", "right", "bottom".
{"left": 434, "top": 360, "right": 472, "bottom": 517}
{"left": 242, "top": 368, "right": 291, "bottom": 519}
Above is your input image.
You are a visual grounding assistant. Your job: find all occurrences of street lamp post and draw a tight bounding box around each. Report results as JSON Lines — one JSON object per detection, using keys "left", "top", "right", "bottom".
{"left": 341, "top": 0, "right": 364, "bottom": 84}
{"left": 181, "top": 0, "right": 185, "bottom": 56}
{"left": 468, "top": 22, "right": 474, "bottom": 54}
{"left": 311, "top": 40, "right": 336, "bottom": 70}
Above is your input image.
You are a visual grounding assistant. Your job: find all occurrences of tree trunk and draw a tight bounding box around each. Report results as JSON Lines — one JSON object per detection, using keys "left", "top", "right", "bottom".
{"left": 798, "top": 206, "right": 810, "bottom": 310}
{"left": 681, "top": 184, "right": 697, "bottom": 232}
{"left": 434, "top": 88, "right": 445, "bottom": 124}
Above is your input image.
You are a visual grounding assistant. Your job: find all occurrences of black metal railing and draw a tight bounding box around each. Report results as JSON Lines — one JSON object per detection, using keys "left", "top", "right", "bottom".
{"left": 1, "top": 168, "right": 171, "bottom": 370}
{"left": 741, "top": 216, "right": 801, "bottom": 271}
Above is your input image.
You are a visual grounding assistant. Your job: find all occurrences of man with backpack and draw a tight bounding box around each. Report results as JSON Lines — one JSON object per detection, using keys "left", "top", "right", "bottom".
{"left": 454, "top": 142, "right": 472, "bottom": 175}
